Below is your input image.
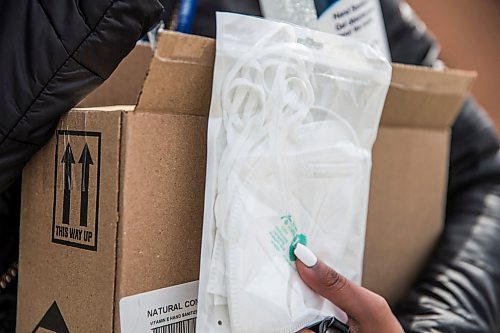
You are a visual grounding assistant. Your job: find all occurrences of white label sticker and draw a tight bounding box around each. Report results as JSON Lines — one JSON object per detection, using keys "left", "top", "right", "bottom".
{"left": 317, "top": 0, "right": 391, "bottom": 59}
{"left": 120, "top": 280, "right": 199, "bottom": 333}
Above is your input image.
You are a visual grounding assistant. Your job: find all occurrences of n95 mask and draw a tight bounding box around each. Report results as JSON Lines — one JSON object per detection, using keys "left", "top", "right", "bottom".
{"left": 197, "top": 12, "right": 391, "bottom": 333}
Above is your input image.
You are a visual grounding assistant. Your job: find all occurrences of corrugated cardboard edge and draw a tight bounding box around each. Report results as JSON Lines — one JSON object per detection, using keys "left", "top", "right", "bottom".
{"left": 391, "top": 63, "right": 476, "bottom": 94}
{"left": 73, "top": 105, "right": 135, "bottom": 112}
{"left": 112, "top": 109, "right": 126, "bottom": 333}
{"left": 381, "top": 64, "right": 476, "bottom": 129}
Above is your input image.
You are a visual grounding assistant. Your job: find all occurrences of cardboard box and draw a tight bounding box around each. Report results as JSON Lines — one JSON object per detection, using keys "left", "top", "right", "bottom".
{"left": 17, "top": 31, "right": 474, "bottom": 332}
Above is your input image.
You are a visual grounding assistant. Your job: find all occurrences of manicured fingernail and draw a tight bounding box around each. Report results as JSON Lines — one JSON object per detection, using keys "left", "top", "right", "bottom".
{"left": 294, "top": 243, "right": 318, "bottom": 268}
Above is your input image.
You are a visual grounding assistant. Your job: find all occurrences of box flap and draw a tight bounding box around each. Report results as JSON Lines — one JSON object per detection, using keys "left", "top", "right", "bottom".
{"left": 381, "top": 64, "right": 476, "bottom": 129}
{"left": 136, "top": 31, "right": 215, "bottom": 116}
{"left": 78, "top": 44, "right": 153, "bottom": 107}
{"left": 136, "top": 32, "right": 475, "bottom": 129}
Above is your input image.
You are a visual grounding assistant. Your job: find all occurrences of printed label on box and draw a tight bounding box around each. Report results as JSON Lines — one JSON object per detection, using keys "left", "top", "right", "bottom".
{"left": 52, "top": 130, "right": 102, "bottom": 251}
{"left": 120, "top": 280, "right": 199, "bottom": 333}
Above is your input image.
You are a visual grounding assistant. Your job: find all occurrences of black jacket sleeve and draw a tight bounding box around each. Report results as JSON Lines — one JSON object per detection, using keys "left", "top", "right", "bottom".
{"left": 380, "top": 0, "right": 500, "bottom": 331}
{"left": 0, "top": 0, "right": 163, "bottom": 193}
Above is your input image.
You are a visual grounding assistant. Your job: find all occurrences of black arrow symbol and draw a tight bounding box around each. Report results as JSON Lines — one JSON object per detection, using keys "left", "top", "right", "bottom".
{"left": 61, "top": 143, "right": 75, "bottom": 225}
{"left": 78, "top": 143, "right": 93, "bottom": 227}
{"left": 33, "top": 301, "right": 70, "bottom": 333}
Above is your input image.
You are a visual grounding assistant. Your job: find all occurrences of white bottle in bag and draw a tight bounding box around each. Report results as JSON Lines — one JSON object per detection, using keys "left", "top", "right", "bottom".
{"left": 259, "top": 0, "right": 391, "bottom": 59}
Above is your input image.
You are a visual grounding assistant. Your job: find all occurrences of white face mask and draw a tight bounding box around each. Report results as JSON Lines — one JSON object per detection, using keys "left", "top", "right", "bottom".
{"left": 197, "top": 12, "right": 391, "bottom": 333}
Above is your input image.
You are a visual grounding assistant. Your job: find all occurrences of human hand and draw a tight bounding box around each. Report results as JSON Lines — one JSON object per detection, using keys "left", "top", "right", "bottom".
{"left": 294, "top": 244, "right": 404, "bottom": 333}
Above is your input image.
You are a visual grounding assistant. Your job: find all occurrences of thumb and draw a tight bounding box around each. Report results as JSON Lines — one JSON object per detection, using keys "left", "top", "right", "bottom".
{"left": 294, "top": 244, "right": 386, "bottom": 322}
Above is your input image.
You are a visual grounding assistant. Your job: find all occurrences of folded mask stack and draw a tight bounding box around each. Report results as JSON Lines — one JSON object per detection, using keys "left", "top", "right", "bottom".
{"left": 197, "top": 12, "right": 392, "bottom": 333}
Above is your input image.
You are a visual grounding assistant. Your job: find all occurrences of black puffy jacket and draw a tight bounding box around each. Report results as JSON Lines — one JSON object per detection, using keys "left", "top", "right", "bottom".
{"left": 0, "top": 1, "right": 163, "bottom": 331}
{"left": 2, "top": 0, "right": 500, "bottom": 332}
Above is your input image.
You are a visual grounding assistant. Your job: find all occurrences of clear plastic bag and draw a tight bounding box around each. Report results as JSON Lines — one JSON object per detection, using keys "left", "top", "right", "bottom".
{"left": 197, "top": 12, "right": 391, "bottom": 333}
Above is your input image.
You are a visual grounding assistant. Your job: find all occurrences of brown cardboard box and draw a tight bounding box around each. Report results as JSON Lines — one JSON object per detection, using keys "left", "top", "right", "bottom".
{"left": 17, "top": 31, "right": 475, "bottom": 332}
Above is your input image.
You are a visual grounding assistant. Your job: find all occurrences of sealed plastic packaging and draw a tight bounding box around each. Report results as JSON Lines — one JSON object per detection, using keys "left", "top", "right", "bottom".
{"left": 197, "top": 12, "right": 391, "bottom": 333}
